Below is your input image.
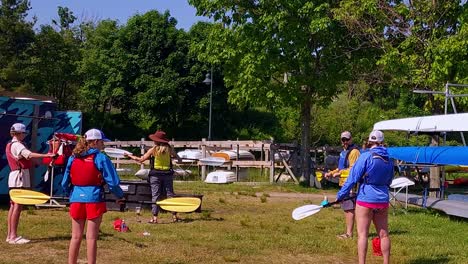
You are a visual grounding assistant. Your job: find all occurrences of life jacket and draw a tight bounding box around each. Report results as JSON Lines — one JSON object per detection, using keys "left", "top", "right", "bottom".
{"left": 70, "top": 154, "right": 104, "bottom": 186}
{"left": 42, "top": 140, "right": 73, "bottom": 166}
{"left": 360, "top": 151, "right": 394, "bottom": 186}
{"left": 338, "top": 144, "right": 359, "bottom": 170}
{"left": 6, "top": 142, "right": 33, "bottom": 171}
{"left": 150, "top": 150, "right": 171, "bottom": 171}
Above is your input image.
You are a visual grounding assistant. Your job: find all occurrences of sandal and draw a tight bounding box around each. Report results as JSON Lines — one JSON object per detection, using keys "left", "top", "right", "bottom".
{"left": 337, "top": 233, "right": 352, "bottom": 239}
{"left": 172, "top": 216, "right": 182, "bottom": 223}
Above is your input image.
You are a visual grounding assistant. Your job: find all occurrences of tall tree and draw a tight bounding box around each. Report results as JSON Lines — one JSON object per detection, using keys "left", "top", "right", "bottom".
{"left": 24, "top": 6, "right": 82, "bottom": 108}
{"left": 189, "top": 0, "right": 361, "bottom": 186}
{"left": 334, "top": 0, "right": 468, "bottom": 113}
{"left": 0, "top": 0, "right": 34, "bottom": 91}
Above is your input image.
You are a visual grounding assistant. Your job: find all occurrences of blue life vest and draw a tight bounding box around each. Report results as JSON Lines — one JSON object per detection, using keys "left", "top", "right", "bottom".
{"left": 338, "top": 144, "right": 359, "bottom": 170}
{"left": 360, "top": 151, "right": 394, "bottom": 186}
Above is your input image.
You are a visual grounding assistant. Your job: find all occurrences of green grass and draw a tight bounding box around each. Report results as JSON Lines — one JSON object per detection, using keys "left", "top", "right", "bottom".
{"left": 0, "top": 182, "right": 467, "bottom": 263}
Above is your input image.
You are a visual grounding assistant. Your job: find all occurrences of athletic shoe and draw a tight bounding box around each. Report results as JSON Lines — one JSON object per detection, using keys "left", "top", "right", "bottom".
{"left": 8, "top": 236, "right": 30, "bottom": 244}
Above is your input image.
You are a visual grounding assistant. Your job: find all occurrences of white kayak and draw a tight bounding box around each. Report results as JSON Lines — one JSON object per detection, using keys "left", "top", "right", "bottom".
{"left": 199, "top": 157, "right": 226, "bottom": 166}
{"left": 134, "top": 169, "right": 191, "bottom": 180}
{"left": 204, "top": 170, "right": 236, "bottom": 184}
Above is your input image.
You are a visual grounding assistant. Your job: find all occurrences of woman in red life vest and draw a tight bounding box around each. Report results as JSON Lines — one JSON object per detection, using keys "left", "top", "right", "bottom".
{"left": 62, "top": 129, "right": 125, "bottom": 264}
{"left": 125, "top": 130, "right": 182, "bottom": 223}
{"left": 6, "top": 123, "right": 56, "bottom": 245}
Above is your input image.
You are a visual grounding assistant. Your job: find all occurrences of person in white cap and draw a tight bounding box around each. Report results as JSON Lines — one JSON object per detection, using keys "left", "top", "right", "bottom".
{"left": 62, "top": 128, "right": 125, "bottom": 264}
{"left": 324, "top": 130, "right": 360, "bottom": 239}
{"left": 6, "top": 123, "right": 56, "bottom": 245}
{"left": 336, "top": 130, "right": 393, "bottom": 264}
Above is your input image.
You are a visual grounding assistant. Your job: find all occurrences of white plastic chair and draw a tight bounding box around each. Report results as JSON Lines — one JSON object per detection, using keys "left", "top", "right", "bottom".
{"left": 390, "top": 177, "right": 415, "bottom": 210}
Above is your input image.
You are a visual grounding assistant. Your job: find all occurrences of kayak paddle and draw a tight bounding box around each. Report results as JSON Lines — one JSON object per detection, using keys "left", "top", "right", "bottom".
{"left": 292, "top": 196, "right": 355, "bottom": 221}
{"left": 157, "top": 197, "right": 202, "bottom": 213}
{"left": 9, "top": 189, "right": 51, "bottom": 205}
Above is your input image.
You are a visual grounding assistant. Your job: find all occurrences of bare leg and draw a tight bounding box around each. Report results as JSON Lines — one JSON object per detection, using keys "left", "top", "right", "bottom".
{"left": 6, "top": 203, "right": 13, "bottom": 240}
{"left": 8, "top": 203, "right": 22, "bottom": 240}
{"left": 373, "top": 208, "right": 390, "bottom": 264}
{"left": 86, "top": 216, "right": 102, "bottom": 264}
{"left": 344, "top": 209, "right": 355, "bottom": 237}
{"left": 356, "top": 204, "right": 372, "bottom": 264}
{"left": 68, "top": 218, "right": 86, "bottom": 264}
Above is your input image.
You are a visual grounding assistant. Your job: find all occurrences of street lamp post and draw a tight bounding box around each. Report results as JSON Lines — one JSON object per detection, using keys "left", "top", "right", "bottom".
{"left": 203, "top": 67, "right": 213, "bottom": 140}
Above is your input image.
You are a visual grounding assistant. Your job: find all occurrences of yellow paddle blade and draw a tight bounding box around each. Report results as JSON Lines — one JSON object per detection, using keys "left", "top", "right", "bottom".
{"left": 9, "top": 189, "right": 51, "bottom": 205}
{"left": 156, "top": 197, "right": 201, "bottom": 213}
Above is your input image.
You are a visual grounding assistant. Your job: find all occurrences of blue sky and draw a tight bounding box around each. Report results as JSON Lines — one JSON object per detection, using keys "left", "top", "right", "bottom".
{"left": 28, "top": 0, "right": 209, "bottom": 30}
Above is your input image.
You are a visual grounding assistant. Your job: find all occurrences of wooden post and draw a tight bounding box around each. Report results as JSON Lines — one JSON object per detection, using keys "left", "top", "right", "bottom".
{"left": 140, "top": 138, "right": 145, "bottom": 170}
{"left": 236, "top": 143, "right": 240, "bottom": 181}
{"left": 260, "top": 143, "right": 264, "bottom": 177}
{"left": 201, "top": 138, "right": 207, "bottom": 180}
{"left": 270, "top": 143, "right": 275, "bottom": 183}
{"left": 430, "top": 135, "right": 441, "bottom": 197}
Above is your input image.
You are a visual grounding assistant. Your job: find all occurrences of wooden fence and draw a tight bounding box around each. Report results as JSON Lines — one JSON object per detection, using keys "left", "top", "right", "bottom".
{"left": 104, "top": 139, "right": 337, "bottom": 183}
{"left": 104, "top": 139, "right": 281, "bottom": 182}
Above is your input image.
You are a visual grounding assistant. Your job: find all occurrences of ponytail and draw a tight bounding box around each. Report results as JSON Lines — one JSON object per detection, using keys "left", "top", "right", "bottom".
{"left": 73, "top": 136, "right": 88, "bottom": 156}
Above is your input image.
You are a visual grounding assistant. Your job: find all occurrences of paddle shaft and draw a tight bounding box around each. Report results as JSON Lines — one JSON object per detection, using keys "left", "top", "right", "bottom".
{"left": 322, "top": 195, "right": 356, "bottom": 208}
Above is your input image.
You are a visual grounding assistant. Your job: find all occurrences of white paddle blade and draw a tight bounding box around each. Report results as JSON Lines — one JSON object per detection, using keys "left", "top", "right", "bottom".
{"left": 104, "top": 147, "right": 132, "bottom": 158}
{"left": 43, "top": 169, "right": 49, "bottom": 182}
{"left": 292, "top": 205, "right": 323, "bottom": 220}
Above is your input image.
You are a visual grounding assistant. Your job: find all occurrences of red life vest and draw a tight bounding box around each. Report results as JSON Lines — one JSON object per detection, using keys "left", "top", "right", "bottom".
{"left": 6, "top": 142, "right": 33, "bottom": 171}
{"left": 70, "top": 154, "right": 104, "bottom": 186}
{"left": 42, "top": 140, "right": 72, "bottom": 166}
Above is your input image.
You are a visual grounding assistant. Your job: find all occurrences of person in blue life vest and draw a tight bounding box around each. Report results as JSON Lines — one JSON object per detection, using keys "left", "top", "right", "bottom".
{"left": 6, "top": 123, "right": 56, "bottom": 245}
{"left": 335, "top": 130, "right": 394, "bottom": 264}
{"left": 62, "top": 128, "right": 125, "bottom": 264}
{"left": 125, "top": 130, "right": 182, "bottom": 224}
{"left": 324, "top": 131, "right": 360, "bottom": 239}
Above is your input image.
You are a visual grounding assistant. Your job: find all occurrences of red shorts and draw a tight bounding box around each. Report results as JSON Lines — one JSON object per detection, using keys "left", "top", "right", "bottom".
{"left": 70, "top": 202, "right": 107, "bottom": 220}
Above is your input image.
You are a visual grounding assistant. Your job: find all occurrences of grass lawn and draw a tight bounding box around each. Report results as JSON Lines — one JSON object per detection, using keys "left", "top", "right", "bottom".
{"left": 0, "top": 182, "right": 467, "bottom": 264}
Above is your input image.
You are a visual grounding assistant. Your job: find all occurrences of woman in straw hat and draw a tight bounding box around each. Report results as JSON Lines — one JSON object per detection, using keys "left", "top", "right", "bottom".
{"left": 126, "top": 130, "right": 181, "bottom": 223}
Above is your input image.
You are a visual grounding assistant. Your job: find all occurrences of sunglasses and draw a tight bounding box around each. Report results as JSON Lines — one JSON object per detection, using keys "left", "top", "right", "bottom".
{"left": 341, "top": 138, "right": 350, "bottom": 142}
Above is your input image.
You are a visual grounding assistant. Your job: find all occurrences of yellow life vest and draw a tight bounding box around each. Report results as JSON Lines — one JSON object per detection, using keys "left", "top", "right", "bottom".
{"left": 339, "top": 170, "right": 350, "bottom": 186}
{"left": 153, "top": 150, "right": 171, "bottom": 170}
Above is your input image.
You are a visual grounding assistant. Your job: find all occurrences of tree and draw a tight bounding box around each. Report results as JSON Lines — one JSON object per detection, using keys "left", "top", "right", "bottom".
{"left": 26, "top": 24, "right": 82, "bottom": 108}
{"left": 0, "top": 0, "right": 34, "bottom": 91}
{"left": 189, "top": 0, "right": 363, "bottom": 186}
{"left": 334, "top": 0, "right": 468, "bottom": 113}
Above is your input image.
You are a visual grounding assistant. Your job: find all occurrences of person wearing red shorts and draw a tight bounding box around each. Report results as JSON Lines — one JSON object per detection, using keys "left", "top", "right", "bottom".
{"left": 62, "top": 129, "right": 124, "bottom": 264}
{"left": 336, "top": 130, "right": 394, "bottom": 264}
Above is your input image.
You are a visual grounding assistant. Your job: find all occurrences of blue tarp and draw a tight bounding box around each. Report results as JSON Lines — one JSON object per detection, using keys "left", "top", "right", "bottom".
{"left": 387, "top": 146, "right": 468, "bottom": 166}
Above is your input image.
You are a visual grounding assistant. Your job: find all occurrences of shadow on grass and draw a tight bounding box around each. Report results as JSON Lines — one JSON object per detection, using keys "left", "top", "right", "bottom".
{"left": 99, "top": 231, "right": 148, "bottom": 248}
{"left": 368, "top": 229, "right": 409, "bottom": 237}
{"left": 408, "top": 255, "right": 451, "bottom": 264}
{"left": 34, "top": 235, "right": 71, "bottom": 243}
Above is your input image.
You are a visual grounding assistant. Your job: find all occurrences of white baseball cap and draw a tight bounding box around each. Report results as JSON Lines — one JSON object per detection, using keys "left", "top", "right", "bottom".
{"left": 85, "top": 128, "right": 110, "bottom": 142}
{"left": 10, "top": 123, "right": 28, "bottom": 133}
{"left": 340, "top": 131, "right": 352, "bottom": 139}
{"left": 368, "top": 130, "right": 384, "bottom": 143}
